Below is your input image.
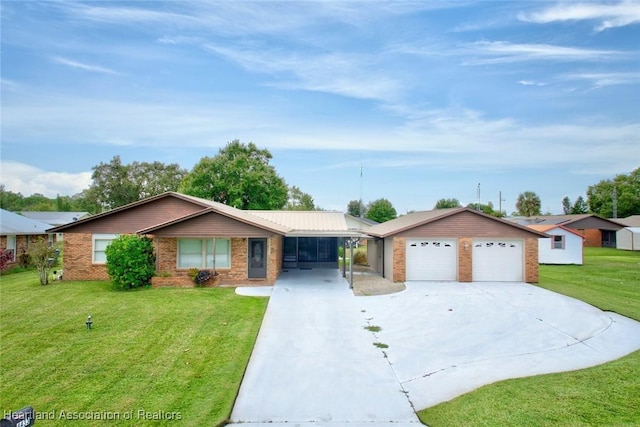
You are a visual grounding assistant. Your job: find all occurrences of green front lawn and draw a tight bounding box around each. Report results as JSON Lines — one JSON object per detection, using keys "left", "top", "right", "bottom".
{"left": 0, "top": 274, "right": 268, "bottom": 426}
{"left": 418, "top": 247, "right": 640, "bottom": 426}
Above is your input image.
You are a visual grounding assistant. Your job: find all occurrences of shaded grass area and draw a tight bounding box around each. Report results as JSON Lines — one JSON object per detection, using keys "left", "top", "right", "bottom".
{"left": 419, "top": 247, "right": 640, "bottom": 427}
{"left": 0, "top": 273, "right": 268, "bottom": 426}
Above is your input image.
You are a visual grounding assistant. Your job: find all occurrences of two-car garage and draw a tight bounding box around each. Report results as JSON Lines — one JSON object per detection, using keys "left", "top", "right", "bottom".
{"left": 405, "top": 238, "right": 524, "bottom": 282}
{"left": 367, "top": 207, "right": 546, "bottom": 283}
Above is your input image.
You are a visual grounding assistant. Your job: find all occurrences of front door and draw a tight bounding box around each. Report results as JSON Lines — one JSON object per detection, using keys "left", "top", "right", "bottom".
{"left": 248, "top": 238, "right": 267, "bottom": 279}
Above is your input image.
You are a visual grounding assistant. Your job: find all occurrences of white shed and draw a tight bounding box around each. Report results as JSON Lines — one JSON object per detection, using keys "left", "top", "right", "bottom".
{"left": 527, "top": 224, "right": 584, "bottom": 265}
{"left": 617, "top": 227, "right": 640, "bottom": 251}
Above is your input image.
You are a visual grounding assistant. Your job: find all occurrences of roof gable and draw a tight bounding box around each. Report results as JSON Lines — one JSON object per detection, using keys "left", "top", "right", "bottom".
{"left": 47, "top": 192, "right": 211, "bottom": 233}
{"left": 367, "top": 208, "right": 547, "bottom": 238}
{"left": 138, "top": 208, "right": 287, "bottom": 237}
{"left": 526, "top": 224, "right": 585, "bottom": 239}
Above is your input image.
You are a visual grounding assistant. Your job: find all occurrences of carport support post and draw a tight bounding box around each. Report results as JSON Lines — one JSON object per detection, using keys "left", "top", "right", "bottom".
{"left": 349, "top": 238, "right": 354, "bottom": 289}
{"left": 342, "top": 238, "right": 346, "bottom": 278}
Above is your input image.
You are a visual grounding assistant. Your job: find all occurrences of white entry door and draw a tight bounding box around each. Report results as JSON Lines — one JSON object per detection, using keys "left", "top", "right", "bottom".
{"left": 472, "top": 239, "right": 523, "bottom": 281}
{"left": 406, "top": 238, "right": 457, "bottom": 281}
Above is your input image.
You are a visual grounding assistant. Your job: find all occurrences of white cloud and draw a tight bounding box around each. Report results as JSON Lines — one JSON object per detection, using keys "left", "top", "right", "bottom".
{"left": 204, "top": 44, "right": 403, "bottom": 102}
{"left": 52, "top": 57, "right": 122, "bottom": 75}
{"left": 463, "top": 41, "right": 621, "bottom": 65}
{"left": 519, "top": 1, "right": 640, "bottom": 32}
{"left": 561, "top": 72, "right": 640, "bottom": 88}
{"left": 0, "top": 161, "right": 92, "bottom": 198}
{"left": 518, "top": 80, "right": 547, "bottom": 86}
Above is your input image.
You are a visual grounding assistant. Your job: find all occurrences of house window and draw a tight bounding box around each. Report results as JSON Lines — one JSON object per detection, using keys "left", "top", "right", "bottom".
{"left": 552, "top": 235, "right": 565, "bottom": 250}
{"left": 93, "top": 234, "right": 119, "bottom": 264}
{"left": 5, "top": 235, "right": 16, "bottom": 260}
{"left": 178, "top": 238, "right": 231, "bottom": 269}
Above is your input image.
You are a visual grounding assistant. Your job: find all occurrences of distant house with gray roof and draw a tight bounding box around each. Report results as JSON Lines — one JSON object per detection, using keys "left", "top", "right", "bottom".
{"left": 0, "top": 209, "right": 57, "bottom": 263}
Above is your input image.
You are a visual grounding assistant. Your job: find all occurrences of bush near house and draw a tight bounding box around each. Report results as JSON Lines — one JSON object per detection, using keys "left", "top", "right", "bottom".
{"left": 105, "top": 235, "right": 155, "bottom": 290}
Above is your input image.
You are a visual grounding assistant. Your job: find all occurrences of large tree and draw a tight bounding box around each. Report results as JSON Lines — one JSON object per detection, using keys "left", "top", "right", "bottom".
{"left": 179, "top": 140, "right": 288, "bottom": 210}
{"left": 434, "top": 198, "right": 462, "bottom": 209}
{"left": 366, "top": 198, "right": 397, "bottom": 223}
{"left": 285, "top": 186, "right": 316, "bottom": 211}
{"left": 587, "top": 168, "right": 640, "bottom": 218}
{"left": 562, "top": 195, "right": 589, "bottom": 215}
{"left": 90, "top": 156, "right": 187, "bottom": 211}
{"left": 347, "top": 199, "right": 366, "bottom": 217}
{"left": 516, "top": 191, "right": 542, "bottom": 217}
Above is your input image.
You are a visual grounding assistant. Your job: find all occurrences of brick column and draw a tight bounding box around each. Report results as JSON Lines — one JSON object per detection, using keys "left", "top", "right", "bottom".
{"left": 458, "top": 237, "right": 473, "bottom": 282}
{"left": 392, "top": 237, "right": 406, "bottom": 282}
{"left": 524, "top": 237, "right": 539, "bottom": 283}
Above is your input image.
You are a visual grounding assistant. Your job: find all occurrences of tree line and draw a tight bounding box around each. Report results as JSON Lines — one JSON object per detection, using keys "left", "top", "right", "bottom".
{"left": 1, "top": 140, "right": 638, "bottom": 221}
{"left": 1, "top": 140, "right": 318, "bottom": 214}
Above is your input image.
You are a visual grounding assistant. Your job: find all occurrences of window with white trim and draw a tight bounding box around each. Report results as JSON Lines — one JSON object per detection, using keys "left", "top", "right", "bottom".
{"left": 178, "top": 238, "right": 230, "bottom": 269}
{"left": 93, "top": 234, "right": 119, "bottom": 263}
{"left": 552, "top": 235, "right": 565, "bottom": 250}
{"left": 6, "top": 235, "right": 16, "bottom": 259}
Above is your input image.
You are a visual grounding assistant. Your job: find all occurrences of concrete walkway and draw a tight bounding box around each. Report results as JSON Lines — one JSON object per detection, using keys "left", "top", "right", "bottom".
{"left": 230, "top": 270, "right": 640, "bottom": 425}
{"left": 230, "top": 269, "right": 420, "bottom": 426}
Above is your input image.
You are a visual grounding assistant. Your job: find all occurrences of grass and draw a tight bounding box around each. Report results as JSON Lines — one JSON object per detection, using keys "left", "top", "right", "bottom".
{"left": 0, "top": 273, "right": 268, "bottom": 426}
{"left": 418, "top": 247, "right": 640, "bottom": 427}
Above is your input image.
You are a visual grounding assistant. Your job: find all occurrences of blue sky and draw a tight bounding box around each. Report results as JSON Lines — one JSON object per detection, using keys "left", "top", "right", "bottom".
{"left": 1, "top": 1, "right": 639, "bottom": 214}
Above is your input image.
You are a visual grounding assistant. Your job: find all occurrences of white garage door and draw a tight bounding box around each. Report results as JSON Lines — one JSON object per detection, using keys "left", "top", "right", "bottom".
{"left": 472, "top": 239, "right": 523, "bottom": 282}
{"left": 406, "top": 239, "right": 457, "bottom": 281}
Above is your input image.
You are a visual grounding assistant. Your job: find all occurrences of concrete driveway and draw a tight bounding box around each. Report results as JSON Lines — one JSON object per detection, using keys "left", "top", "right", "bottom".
{"left": 231, "top": 270, "right": 640, "bottom": 425}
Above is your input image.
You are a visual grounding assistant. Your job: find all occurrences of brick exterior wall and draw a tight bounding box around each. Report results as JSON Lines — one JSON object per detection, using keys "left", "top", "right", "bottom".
{"left": 458, "top": 237, "right": 473, "bottom": 282}
{"left": 581, "top": 229, "right": 601, "bottom": 247}
{"left": 1, "top": 234, "right": 56, "bottom": 267}
{"left": 62, "top": 233, "right": 110, "bottom": 281}
{"left": 64, "top": 233, "right": 281, "bottom": 286}
{"left": 524, "top": 237, "right": 539, "bottom": 283}
{"left": 392, "top": 237, "right": 406, "bottom": 282}
{"left": 152, "top": 236, "right": 281, "bottom": 287}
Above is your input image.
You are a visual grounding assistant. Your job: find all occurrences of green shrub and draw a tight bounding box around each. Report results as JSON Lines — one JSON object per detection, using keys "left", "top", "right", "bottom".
{"left": 105, "top": 235, "right": 156, "bottom": 290}
{"left": 28, "top": 238, "right": 61, "bottom": 285}
{"left": 353, "top": 250, "right": 367, "bottom": 265}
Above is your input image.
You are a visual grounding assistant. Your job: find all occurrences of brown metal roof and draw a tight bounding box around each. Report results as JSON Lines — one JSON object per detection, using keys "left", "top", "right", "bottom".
{"left": 367, "top": 207, "right": 548, "bottom": 238}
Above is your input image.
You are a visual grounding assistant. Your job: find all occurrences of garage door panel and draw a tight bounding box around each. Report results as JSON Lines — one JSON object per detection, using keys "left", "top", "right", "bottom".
{"left": 472, "top": 239, "right": 523, "bottom": 282}
{"left": 406, "top": 239, "right": 457, "bottom": 281}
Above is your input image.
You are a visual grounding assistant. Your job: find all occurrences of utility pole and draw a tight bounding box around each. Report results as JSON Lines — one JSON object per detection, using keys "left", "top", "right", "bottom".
{"left": 499, "top": 191, "right": 505, "bottom": 216}
{"left": 477, "top": 183, "right": 481, "bottom": 211}
{"left": 359, "top": 166, "right": 363, "bottom": 220}
{"left": 612, "top": 187, "right": 618, "bottom": 218}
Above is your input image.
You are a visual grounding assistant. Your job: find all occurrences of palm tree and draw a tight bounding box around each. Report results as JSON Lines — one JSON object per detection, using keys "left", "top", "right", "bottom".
{"left": 516, "top": 191, "right": 541, "bottom": 217}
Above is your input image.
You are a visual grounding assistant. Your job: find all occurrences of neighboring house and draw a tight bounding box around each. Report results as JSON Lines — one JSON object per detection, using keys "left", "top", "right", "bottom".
{"left": 617, "top": 227, "right": 640, "bottom": 251}
{"left": 617, "top": 215, "right": 640, "bottom": 227}
{"left": 0, "top": 209, "right": 56, "bottom": 263}
{"left": 19, "top": 211, "right": 91, "bottom": 227}
{"left": 509, "top": 214, "right": 624, "bottom": 248}
{"left": 527, "top": 225, "right": 584, "bottom": 265}
{"left": 20, "top": 211, "right": 91, "bottom": 242}
{"left": 47, "top": 192, "right": 368, "bottom": 286}
{"left": 364, "top": 208, "right": 548, "bottom": 283}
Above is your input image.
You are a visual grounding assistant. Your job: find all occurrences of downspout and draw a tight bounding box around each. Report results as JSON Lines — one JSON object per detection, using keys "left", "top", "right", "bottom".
{"left": 212, "top": 237, "right": 217, "bottom": 273}
{"left": 349, "top": 237, "right": 354, "bottom": 289}
{"left": 342, "top": 238, "right": 346, "bottom": 278}
{"left": 380, "top": 237, "right": 385, "bottom": 278}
